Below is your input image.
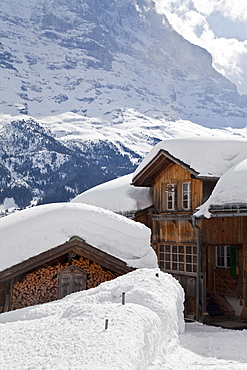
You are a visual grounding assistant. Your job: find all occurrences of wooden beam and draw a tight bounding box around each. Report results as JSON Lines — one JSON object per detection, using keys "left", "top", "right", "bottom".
{"left": 0, "top": 239, "right": 132, "bottom": 283}
{"left": 132, "top": 149, "right": 200, "bottom": 187}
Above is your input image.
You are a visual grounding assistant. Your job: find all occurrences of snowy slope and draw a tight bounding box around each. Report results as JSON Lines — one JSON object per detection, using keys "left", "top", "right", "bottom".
{"left": 0, "top": 202, "right": 157, "bottom": 272}
{"left": 1, "top": 0, "right": 247, "bottom": 209}
{"left": 2, "top": 113, "right": 245, "bottom": 211}
{"left": 1, "top": 0, "right": 247, "bottom": 128}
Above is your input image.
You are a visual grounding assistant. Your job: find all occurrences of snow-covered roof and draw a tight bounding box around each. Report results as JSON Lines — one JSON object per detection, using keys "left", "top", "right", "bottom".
{"left": 133, "top": 137, "right": 247, "bottom": 179}
{"left": 195, "top": 156, "right": 247, "bottom": 218}
{"left": 133, "top": 137, "right": 247, "bottom": 218}
{"left": 71, "top": 173, "right": 153, "bottom": 213}
{"left": 0, "top": 203, "right": 157, "bottom": 272}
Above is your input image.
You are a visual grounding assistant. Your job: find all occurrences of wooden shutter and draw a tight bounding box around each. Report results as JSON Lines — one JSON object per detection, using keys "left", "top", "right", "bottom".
{"left": 58, "top": 265, "right": 87, "bottom": 299}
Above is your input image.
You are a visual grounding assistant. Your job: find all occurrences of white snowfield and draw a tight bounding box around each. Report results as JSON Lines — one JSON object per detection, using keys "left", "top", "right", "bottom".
{"left": 133, "top": 137, "right": 247, "bottom": 218}
{"left": 0, "top": 202, "right": 157, "bottom": 272}
{"left": 1, "top": 269, "right": 247, "bottom": 370}
{"left": 0, "top": 269, "right": 184, "bottom": 370}
{"left": 71, "top": 173, "right": 153, "bottom": 213}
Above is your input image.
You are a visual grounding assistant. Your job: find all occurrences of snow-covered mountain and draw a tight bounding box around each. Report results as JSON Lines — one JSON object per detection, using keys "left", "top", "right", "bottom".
{"left": 2, "top": 0, "right": 247, "bottom": 126}
{"left": 0, "top": 117, "right": 128, "bottom": 209}
{"left": 1, "top": 0, "right": 247, "bottom": 208}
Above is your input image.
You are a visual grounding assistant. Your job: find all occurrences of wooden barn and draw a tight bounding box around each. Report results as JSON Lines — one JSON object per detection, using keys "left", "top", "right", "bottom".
{"left": 0, "top": 236, "right": 132, "bottom": 313}
{"left": 0, "top": 202, "right": 155, "bottom": 313}
{"left": 132, "top": 137, "right": 247, "bottom": 321}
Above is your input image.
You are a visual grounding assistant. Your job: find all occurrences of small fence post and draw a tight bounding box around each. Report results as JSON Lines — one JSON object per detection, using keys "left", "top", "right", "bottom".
{"left": 122, "top": 292, "right": 125, "bottom": 305}
{"left": 105, "top": 319, "right": 108, "bottom": 330}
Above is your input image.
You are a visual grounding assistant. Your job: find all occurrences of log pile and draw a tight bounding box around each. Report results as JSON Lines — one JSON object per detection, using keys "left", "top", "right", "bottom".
{"left": 11, "top": 256, "right": 118, "bottom": 310}
{"left": 71, "top": 257, "right": 118, "bottom": 288}
{"left": 11, "top": 263, "right": 68, "bottom": 310}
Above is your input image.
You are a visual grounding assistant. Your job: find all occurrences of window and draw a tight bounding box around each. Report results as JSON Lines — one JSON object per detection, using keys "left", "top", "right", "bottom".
{"left": 216, "top": 245, "right": 230, "bottom": 269}
{"left": 216, "top": 245, "right": 238, "bottom": 278}
{"left": 182, "top": 182, "right": 191, "bottom": 209}
{"left": 167, "top": 184, "right": 176, "bottom": 210}
{"left": 159, "top": 244, "right": 197, "bottom": 273}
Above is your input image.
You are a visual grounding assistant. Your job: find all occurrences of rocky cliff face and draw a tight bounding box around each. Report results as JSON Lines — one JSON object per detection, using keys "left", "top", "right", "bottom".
{"left": 1, "top": 0, "right": 247, "bottom": 126}
{"left": 1, "top": 0, "right": 247, "bottom": 209}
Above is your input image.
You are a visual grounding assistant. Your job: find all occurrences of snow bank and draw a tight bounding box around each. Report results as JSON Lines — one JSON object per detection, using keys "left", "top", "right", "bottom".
{"left": 0, "top": 202, "right": 157, "bottom": 272}
{"left": 0, "top": 268, "right": 184, "bottom": 370}
{"left": 71, "top": 173, "right": 153, "bottom": 213}
{"left": 133, "top": 137, "right": 247, "bottom": 179}
{"left": 195, "top": 157, "right": 247, "bottom": 218}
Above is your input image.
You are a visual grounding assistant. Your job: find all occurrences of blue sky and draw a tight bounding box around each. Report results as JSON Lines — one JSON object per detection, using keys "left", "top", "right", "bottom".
{"left": 155, "top": 0, "right": 247, "bottom": 95}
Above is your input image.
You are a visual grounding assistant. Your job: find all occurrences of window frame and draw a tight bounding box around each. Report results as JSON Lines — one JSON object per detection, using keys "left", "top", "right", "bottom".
{"left": 158, "top": 243, "right": 197, "bottom": 274}
{"left": 166, "top": 183, "right": 177, "bottom": 210}
{"left": 215, "top": 245, "right": 230, "bottom": 269}
{"left": 182, "top": 182, "right": 191, "bottom": 210}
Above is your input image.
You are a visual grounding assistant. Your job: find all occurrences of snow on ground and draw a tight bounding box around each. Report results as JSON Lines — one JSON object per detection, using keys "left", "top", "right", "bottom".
{"left": 71, "top": 173, "right": 153, "bottom": 213}
{"left": 164, "top": 322, "right": 247, "bottom": 370}
{"left": 0, "top": 268, "right": 184, "bottom": 370}
{"left": 0, "top": 197, "right": 18, "bottom": 212}
{"left": 1, "top": 269, "right": 247, "bottom": 369}
{"left": 0, "top": 202, "right": 157, "bottom": 272}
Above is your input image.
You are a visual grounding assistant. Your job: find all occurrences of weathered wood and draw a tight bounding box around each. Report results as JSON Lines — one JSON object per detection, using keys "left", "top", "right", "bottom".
{"left": 132, "top": 149, "right": 200, "bottom": 187}
{"left": 0, "top": 239, "right": 132, "bottom": 283}
{"left": 10, "top": 256, "right": 120, "bottom": 311}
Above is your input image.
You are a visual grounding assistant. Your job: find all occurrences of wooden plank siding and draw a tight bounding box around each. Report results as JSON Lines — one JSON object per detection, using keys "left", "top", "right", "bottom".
{"left": 153, "top": 163, "right": 202, "bottom": 212}
{"left": 0, "top": 239, "right": 132, "bottom": 283}
{"left": 158, "top": 220, "right": 196, "bottom": 244}
{"left": 133, "top": 150, "right": 247, "bottom": 318}
{"left": 0, "top": 283, "right": 6, "bottom": 313}
{"left": 0, "top": 239, "right": 133, "bottom": 312}
{"left": 202, "top": 216, "right": 247, "bottom": 302}
{"left": 135, "top": 208, "right": 152, "bottom": 229}
{"left": 151, "top": 164, "right": 202, "bottom": 247}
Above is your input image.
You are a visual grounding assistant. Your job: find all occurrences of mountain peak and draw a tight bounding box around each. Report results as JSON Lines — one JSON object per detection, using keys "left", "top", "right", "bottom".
{"left": 1, "top": 0, "right": 247, "bottom": 127}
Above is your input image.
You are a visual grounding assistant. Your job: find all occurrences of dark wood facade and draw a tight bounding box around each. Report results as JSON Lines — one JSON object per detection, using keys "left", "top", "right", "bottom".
{"left": 0, "top": 237, "right": 132, "bottom": 313}
{"left": 133, "top": 150, "right": 247, "bottom": 320}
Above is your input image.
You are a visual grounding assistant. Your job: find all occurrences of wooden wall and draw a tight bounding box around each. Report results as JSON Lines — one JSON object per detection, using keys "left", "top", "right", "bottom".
{"left": 153, "top": 163, "right": 202, "bottom": 212}
{"left": 0, "top": 283, "right": 6, "bottom": 313}
{"left": 135, "top": 208, "right": 152, "bottom": 229}
{"left": 202, "top": 216, "right": 247, "bottom": 303}
{"left": 3, "top": 256, "right": 118, "bottom": 311}
{"left": 152, "top": 219, "right": 196, "bottom": 244}
{"left": 202, "top": 216, "right": 244, "bottom": 246}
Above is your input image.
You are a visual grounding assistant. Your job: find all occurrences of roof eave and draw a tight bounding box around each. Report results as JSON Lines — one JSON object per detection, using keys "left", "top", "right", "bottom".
{"left": 0, "top": 239, "right": 133, "bottom": 283}
{"left": 132, "top": 149, "right": 200, "bottom": 187}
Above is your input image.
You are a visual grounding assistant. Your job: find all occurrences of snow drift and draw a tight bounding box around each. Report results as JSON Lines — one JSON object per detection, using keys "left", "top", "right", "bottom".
{"left": 0, "top": 268, "right": 184, "bottom": 370}
{"left": 0, "top": 202, "right": 157, "bottom": 272}
{"left": 71, "top": 173, "right": 153, "bottom": 213}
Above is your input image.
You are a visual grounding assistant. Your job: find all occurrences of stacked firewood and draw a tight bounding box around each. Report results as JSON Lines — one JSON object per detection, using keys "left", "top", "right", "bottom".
{"left": 11, "top": 263, "right": 69, "bottom": 310}
{"left": 11, "top": 257, "right": 118, "bottom": 310}
{"left": 71, "top": 257, "right": 118, "bottom": 288}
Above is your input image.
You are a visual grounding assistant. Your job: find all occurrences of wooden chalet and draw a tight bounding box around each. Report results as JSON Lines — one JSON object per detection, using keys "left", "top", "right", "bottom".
{"left": 0, "top": 236, "right": 132, "bottom": 313}
{"left": 132, "top": 139, "right": 247, "bottom": 321}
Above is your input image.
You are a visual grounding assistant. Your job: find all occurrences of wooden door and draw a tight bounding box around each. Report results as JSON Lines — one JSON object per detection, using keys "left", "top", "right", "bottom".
{"left": 58, "top": 265, "right": 87, "bottom": 299}
{"left": 60, "top": 275, "right": 71, "bottom": 298}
